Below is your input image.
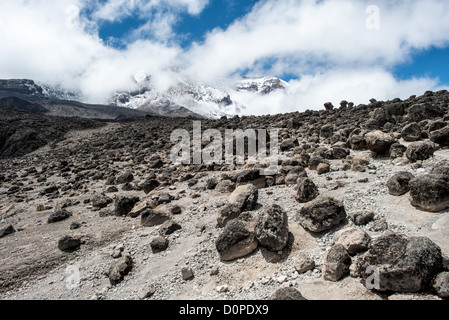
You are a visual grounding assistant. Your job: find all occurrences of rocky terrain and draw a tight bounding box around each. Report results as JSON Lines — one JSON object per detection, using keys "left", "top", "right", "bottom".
{"left": 1, "top": 90, "right": 449, "bottom": 301}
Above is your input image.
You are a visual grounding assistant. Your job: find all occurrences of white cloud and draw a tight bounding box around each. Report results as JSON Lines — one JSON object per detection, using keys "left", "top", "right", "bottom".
{"left": 185, "top": 0, "right": 449, "bottom": 82}
{"left": 0, "top": 0, "right": 448, "bottom": 112}
{"left": 231, "top": 68, "right": 442, "bottom": 116}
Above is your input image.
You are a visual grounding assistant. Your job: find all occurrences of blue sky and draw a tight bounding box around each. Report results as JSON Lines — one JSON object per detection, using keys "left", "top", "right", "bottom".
{"left": 1, "top": 0, "right": 449, "bottom": 113}
{"left": 393, "top": 47, "right": 449, "bottom": 87}
{"left": 94, "top": 0, "right": 449, "bottom": 86}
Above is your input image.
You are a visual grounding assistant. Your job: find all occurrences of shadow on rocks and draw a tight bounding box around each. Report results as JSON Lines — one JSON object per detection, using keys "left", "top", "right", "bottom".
{"left": 260, "top": 232, "right": 295, "bottom": 264}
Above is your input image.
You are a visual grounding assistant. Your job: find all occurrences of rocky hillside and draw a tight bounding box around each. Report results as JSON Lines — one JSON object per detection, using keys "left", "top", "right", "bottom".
{"left": 0, "top": 108, "right": 105, "bottom": 159}
{"left": 0, "top": 79, "right": 161, "bottom": 120}
{"left": 0, "top": 90, "right": 449, "bottom": 300}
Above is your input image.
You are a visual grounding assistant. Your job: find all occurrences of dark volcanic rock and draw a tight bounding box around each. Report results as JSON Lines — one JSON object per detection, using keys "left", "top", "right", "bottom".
{"left": 48, "top": 209, "right": 71, "bottom": 224}
{"left": 365, "top": 131, "right": 395, "bottom": 155}
{"left": 407, "top": 103, "right": 444, "bottom": 122}
{"left": 348, "top": 210, "right": 375, "bottom": 226}
{"left": 92, "top": 194, "right": 112, "bottom": 209}
{"left": 389, "top": 143, "right": 407, "bottom": 159}
{"left": 323, "top": 244, "right": 351, "bottom": 282}
{"left": 114, "top": 196, "right": 140, "bottom": 216}
{"left": 116, "top": 171, "right": 134, "bottom": 184}
{"left": 141, "top": 179, "right": 160, "bottom": 194}
{"left": 298, "top": 197, "right": 346, "bottom": 233}
{"left": 255, "top": 204, "right": 289, "bottom": 252}
{"left": 217, "top": 204, "right": 242, "bottom": 228}
{"left": 386, "top": 172, "right": 415, "bottom": 196}
{"left": 430, "top": 126, "right": 449, "bottom": 146}
{"left": 228, "top": 184, "right": 258, "bottom": 212}
{"left": 432, "top": 272, "right": 449, "bottom": 298}
{"left": 359, "top": 232, "right": 443, "bottom": 293}
{"left": 269, "top": 287, "right": 307, "bottom": 300}
{"left": 109, "top": 256, "right": 133, "bottom": 286}
{"left": 215, "top": 219, "right": 258, "bottom": 261}
{"left": 409, "top": 174, "right": 449, "bottom": 212}
{"left": 295, "top": 177, "right": 319, "bottom": 203}
{"left": 141, "top": 209, "right": 171, "bottom": 227}
{"left": 401, "top": 123, "right": 422, "bottom": 142}
{"left": 150, "top": 236, "right": 169, "bottom": 253}
{"left": 58, "top": 236, "right": 81, "bottom": 252}
{"left": 406, "top": 141, "right": 435, "bottom": 162}
{"left": 0, "top": 224, "right": 15, "bottom": 238}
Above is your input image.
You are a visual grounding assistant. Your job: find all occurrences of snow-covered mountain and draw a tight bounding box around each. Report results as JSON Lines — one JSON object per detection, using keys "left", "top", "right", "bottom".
{"left": 109, "top": 75, "right": 288, "bottom": 119}
{"left": 1, "top": 76, "right": 289, "bottom": 119}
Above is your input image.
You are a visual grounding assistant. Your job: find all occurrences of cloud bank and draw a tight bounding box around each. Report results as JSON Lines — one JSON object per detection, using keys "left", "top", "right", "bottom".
{"left": 0, "top": 0, "right": 448, "bottom": 114}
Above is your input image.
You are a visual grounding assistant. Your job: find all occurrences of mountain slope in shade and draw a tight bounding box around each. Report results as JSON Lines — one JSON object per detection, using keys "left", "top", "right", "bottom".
{"left": 0, "top": 79, "right": 200, "bottom": 120}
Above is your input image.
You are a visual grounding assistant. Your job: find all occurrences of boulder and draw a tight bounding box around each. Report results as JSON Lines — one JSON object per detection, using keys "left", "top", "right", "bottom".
{"left": 323, "top": 244, "right": 351, "bottom": 282}
{"left": 228, "top": 184, "right": 258, "bottom": 212}
{"left": 386, "top": 172, "right": 415, "bottom": 196}
{"left": 349, "top": 135, "right": 367, "bottom": 150}
{"left": 48, "top": 209, "right": 71, "bottom": 224}
{"left": 58, "top": 236, "right": 81, "bottom": 252}
{"left": 365, "top": 131, "right": 395, "bottom": 155}
{"left": 269, "top": 287, "right": 307, "bottom": 300}
{"left": 141, "top": 209, "right": 171, "bottom": 227}
{"left": 114, "top": 196, "right": 140, "bottom": 216}
{"left": 255, "top": 204, "right": 289, "bottom": 252}
{"left": 389, "top": 143, "right": 407, "bottom": 159}
{"left": 407, "top": 103, "right": 444, "bottom": 122}
{"left": 215, "top": 180, "right": 236, "bottom": 193}
{"left": 215, "top": 219, "right": 258, "bottom": 261}
{"left": 432, "top": 272, "right": 449, "bottom": 298}
{"left": 109, "top": 256, "right": 133, "bottom": 286}
{"left": 141, "top": 179, "right": 160, "bottom": 194}
{"left": 317, "top": 163, "right": 330, "bottom": 175}
{"left": 295, "top": 178, "right": 319, "bottom": 203}
{"left": 351, "top": 153, "right": 370, "bottom": 172}
{"left": 401, "top": 123, "right": 422, "bottom": 142}
{"left": 409, "top": 174, "right": 449, "bottom": 212}
{"left": 129, "top": 200, "right": 153, "bottom": 218}
{"left": 430, "top": 126, "right": 449, "bottom": 146}
{"left": 320, "top": 125, "right": 334, "bottom": 139}
{"left": 158, "top": 220, "right": 182, "bottom": 236}
{"left": 359, "top": 232, "right": 443, "bottom": 293}
{"left": 406, "top": 141, "right": 435, "bottom": 162}
{"left": 297, "top": 197, "right": 346, "bottom": 233}
{"left": 348, "top": 210, "right": 375, "bottom": 226}
{"left": 91, "top": 194, "right": 112, "bottom": 209}
{"left": 217, "top": 204, "right": 242, "bottom": 228}
{"left": 0, "top": 224, "right": 15, "bottom": 238}
{"left": 150, "top": 236, "right": 169, "bottom": 253}
{"left": 334, "top": 227, "right": 371, "bottom": 255}
{"left": 116, "top": 171, "right": 134, "bottom": 184}
{"left": 294, "top": 253, "right": 315, "bottom": 274}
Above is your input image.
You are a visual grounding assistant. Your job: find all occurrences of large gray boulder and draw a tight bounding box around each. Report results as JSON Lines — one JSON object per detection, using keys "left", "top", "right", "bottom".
{"left": 255, "top": 204, "right": 289, "bottom": 252}
{"left": 386, "top": 172, "right": 415, "bottom": 196}
{"left": 365, "top": 131, "right": 395, "bottom": 155}
{"left": 297, "top": 197, "right": 346, "bottom": 233}
{"left": 430, "top": 125, "right": 449, "bottom": 146}
{"left": 359, "top": 232, "right": 443, "bottom": 293}
{"left": 215, "top": 219, "right": 258, "bottom": 261}
{"left": 228, "top": 184, "right": 258, "bottom": 212}
{"left": 295, "top": 177, "right": 319, "bottom": 203}
{"left": 409, "top": 174, "right": 449, "bottom": 212}
{"left": 323, "top": 244, "right": 351, "bottom": 282}
{"left": 401, "top": 123, "right": 422, "bottom": 142}
{"left": 406, "top": 141, "right": 435, "bottom": 162}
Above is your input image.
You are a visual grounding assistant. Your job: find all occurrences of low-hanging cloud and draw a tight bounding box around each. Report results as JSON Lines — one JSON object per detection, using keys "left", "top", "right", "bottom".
{"left": 0, "top": 0, "right": 448, "bottom": 112}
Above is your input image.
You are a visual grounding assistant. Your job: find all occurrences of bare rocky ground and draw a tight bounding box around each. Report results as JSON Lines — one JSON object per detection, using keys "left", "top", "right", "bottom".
{"left": 1, "top": 91, "right": 449, "bottom": 300}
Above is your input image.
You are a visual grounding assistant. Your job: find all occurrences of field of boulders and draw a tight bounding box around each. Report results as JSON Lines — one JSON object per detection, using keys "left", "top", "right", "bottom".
{"left": 1, "top": 90, "right": 449, "bottom": 300}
